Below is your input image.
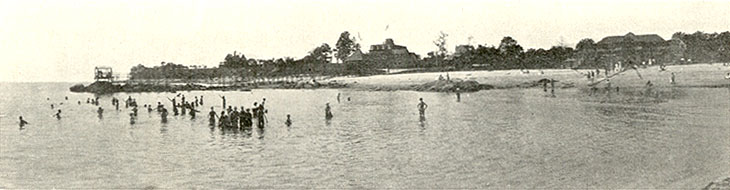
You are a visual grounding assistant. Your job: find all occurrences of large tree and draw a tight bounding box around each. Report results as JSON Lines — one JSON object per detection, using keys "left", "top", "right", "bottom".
{"left": 303, "top": 43, "right": 332, "bottom": 63}
{"left": 433, "top": 31, "right": 449, "bottom": 57}
{"left": 335, "top": 31, "right": 358, "bottom": 63}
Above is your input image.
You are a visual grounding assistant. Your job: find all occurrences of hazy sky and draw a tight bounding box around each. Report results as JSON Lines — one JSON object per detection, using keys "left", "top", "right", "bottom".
{"left": 1, "top": 0, "right": 729, "bottom": 82}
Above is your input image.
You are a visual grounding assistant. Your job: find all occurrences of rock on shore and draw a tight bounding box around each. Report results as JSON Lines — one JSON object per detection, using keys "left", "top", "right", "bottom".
{"left": 70, "top": 81, "right": 206, "bottom": 94}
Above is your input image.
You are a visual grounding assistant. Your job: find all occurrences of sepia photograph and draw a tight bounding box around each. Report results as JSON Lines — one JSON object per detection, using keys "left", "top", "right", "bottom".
{"left": 1, "top": 0, "right": 729, "bottom": 189}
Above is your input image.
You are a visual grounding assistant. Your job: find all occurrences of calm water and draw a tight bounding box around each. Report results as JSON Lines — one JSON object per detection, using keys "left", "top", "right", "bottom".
{"left": 1, "top": 83, "right": 728, "bottom": 188}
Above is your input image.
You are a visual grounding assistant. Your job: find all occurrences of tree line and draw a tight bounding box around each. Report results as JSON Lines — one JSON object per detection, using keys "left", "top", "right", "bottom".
{"left": 129, "top": 31, "right": 729, "bottom": 80}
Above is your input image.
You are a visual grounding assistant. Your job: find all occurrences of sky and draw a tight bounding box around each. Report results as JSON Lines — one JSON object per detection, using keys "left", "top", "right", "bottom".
{"left": 1, "top": 0, "right": 729, "bottom": 82}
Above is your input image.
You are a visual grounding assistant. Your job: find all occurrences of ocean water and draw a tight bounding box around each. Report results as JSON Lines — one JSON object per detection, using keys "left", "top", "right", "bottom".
{"left": 0, "top": 82, "right": 728, "bottom": 188}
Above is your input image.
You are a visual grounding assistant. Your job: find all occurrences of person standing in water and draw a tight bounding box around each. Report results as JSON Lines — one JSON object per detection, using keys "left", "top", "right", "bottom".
{"left": 285, "top": 114, "right": 292, "bottom": 126}
{"left": 325, "top": 103, "right": 333, "bottom": 119}
{"left": 220, "top": 96, "right": 226, "bottom": 110}
{"left": 160, "top": 107, "right": 168, "bottom": 123}
{"left": 19, "top": 116, "right": 29, "bottom": 128}
{"left": 417, "top": 98, "right": 428, "bottom": 117}
{"left": 97, "top": 107, "right": 104, "bottom": 118}
{"left": 208, "top": 107, "right": 218, "bottom": 125}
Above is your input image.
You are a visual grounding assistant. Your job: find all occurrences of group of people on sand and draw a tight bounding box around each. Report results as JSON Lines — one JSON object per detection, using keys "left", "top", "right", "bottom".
{"left": 208, "top": 97, "right": 268, "bottom": 130}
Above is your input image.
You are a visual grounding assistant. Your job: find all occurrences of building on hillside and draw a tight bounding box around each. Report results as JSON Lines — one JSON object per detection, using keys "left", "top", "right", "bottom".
{"left": 573, "top": 32, "right": 685, "bottom": 69}
{"left": 345, "top": 49, "right": 365, "bottom": 64}
{"left": 453, "top": 45, "right": 475, "bottom": 57}
{"left": 349, "top": 38, "right": 419, "bottom": 68}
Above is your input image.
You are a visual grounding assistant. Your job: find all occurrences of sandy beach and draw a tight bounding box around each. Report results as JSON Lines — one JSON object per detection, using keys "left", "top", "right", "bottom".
{"left": 325, "top": 63, "right": 730, "bottom": 91}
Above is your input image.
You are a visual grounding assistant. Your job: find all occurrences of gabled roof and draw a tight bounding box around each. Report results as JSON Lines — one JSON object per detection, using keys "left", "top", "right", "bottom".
{"left": 345, "top": 49, "right": 364, "bottom": 62}
{"left": 597, "top": 33, "right": 665, "bottom": 44}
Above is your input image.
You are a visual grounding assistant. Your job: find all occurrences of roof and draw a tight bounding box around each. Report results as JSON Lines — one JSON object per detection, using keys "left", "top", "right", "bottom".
{"left": 597, "top": 33, "right": 665, "bottom": 44}
{"left": 345, "top": 49, "right": 364, "bottom": 62}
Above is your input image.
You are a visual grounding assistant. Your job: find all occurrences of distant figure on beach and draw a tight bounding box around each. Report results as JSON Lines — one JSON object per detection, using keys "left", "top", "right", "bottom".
{"left": 337, "top": 93, "right": 341, "bottom": 103}
{"left": 199, "top": 95, "right": 204, "bottom": 105}
{"left": 78, "top": 101, "right": 81, "bottom": 105}
{"left": 646, "top": 80, "right": 653, "bottom": 87}
{"left": 347, "top": 97, "right": 351, "bottom": 101}
{"left": 725, "top": 72, "right": 730, "bottom": 79}
{"left": 285, "top": 114, "right": 292, "bottom": 126}
{"left": 456, "top": 88, "right": 461, "bottom": 102}
{"left": 54, "top": 110, "right": 62, "bottom": 120}
{"left": 670, "top": 72, "right": 676, "bottom": 84}
{"left": 147, "top": 106, "right": 152, "bottom": 113}
{"left": 417, "top": 98, "right": 428, "bottom": 117}
{"left": 19, "top": 116, "right": 29, "bottom": 128}
{"left": 97, "top": 107, "right": 104, "bottom": 118}
{"left": 325, "top": 103, "right": 333, "bottom": 119}
{"left": 438, "top": 74, "right": 445, "bottom": 81}
{"left": 550, "top": 79, "right": 556, "bottom": 97}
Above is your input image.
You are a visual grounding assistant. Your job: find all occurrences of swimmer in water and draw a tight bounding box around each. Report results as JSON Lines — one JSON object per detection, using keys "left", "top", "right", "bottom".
{"left": 54, "top": 110, "right": 62, "bottom": 120}
{"left": 19, "top": 116, "right": 29, "bottom": 128}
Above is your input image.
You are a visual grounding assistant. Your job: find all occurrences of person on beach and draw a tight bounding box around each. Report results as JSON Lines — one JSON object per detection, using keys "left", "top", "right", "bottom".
{"left": 417, "top": 98, "right": 428, "bottom": 117}
{"left": 19, "top": 116, "right": 29, "bottom": 128}
{"left": 54, "top": 110, "right": 62, "bottom": 120}
{"left": 550, "top": 79, "right": 556, "bottom": 97}
{"left": 337, "top": 93, "right": 341, "bottom": 103}
{"left": 199, "top": 95, "right": 204, "bottom": 105}
{"left": 670, "top": 72, "right": 676, "bottom": 84}
{"left": 646, "top": 80, "right": 653, "bottom": 87}
{"left": 325, "top": 103, "right": 333, "bottom": 119}
{"left": 147, "top": 106, "right": 153, "bottom": 113}
{"left": 285, "top": 114, "right": 292, "bottom": 126}
{"left": 456, "top": 88, "right": 461, "bottom": 102}
{"left": 725, "top": 72, "right": 730, "bottom": 79}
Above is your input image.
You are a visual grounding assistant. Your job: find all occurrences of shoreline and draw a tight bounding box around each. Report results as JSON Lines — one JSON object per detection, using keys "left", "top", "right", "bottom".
{"left": 70, "top": 64, "right": 730, "bottom": 94}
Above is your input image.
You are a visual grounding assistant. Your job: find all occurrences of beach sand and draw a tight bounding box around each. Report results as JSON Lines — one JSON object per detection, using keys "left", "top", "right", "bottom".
{"left": 325, "top": 63, "right": 730, "bottom": 91}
